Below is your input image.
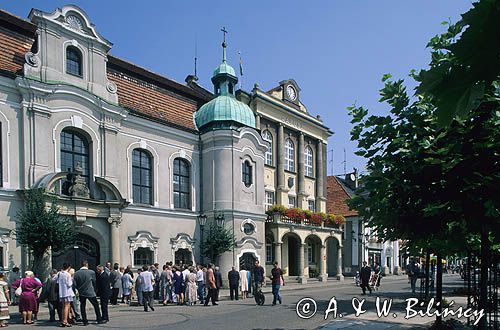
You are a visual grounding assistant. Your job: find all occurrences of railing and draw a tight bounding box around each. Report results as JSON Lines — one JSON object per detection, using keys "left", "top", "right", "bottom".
{"left": 266, "top": 213, "right": 341, "bottom": 230}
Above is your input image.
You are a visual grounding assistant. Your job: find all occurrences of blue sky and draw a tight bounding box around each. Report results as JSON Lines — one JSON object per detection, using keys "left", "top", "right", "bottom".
{"left": 3, "top": 1, "right": 473, "bottom": 175}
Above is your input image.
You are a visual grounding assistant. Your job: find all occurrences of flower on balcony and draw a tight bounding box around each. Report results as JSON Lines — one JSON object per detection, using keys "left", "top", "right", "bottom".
{"left": 304, "top": 210, "right": 313, "bottom": 219}
{"left": 266, "top": 204, "right": 286, "bottom": 217}
{"left": 310, "top": 212, "right": 323, "bottom": 224}
{"left": 285, "top": 208, "right": 305, "bottom": 221}
{"left": 327, "top": 213, "right": 335, "bottom": 224}
{"left": 334, "top": 214, "right": 346, "bottom": 226}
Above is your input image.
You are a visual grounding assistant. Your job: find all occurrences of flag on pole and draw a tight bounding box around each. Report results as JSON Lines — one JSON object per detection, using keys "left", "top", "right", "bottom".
{"left": 238, "top": 51, "right": 243, "bottom": 76}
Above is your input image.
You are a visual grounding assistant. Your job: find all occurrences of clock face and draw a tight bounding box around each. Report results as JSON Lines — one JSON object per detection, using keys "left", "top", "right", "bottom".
{"left": 286, "top": 85, "right": 297, "bottom": 101}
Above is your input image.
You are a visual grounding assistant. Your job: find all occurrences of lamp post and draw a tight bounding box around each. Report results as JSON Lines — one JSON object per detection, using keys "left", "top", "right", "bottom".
{"left": 215, "top": 211, "right": 225, "bottom": 227}
{"left": 197, "top": 213, "right": 207, "bottom": 265}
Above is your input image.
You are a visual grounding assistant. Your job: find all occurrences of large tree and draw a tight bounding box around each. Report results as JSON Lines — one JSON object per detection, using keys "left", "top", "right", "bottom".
{"left": 16, "top": 189, "right": 76, "bottom": 280}
{"left": 348, "top": 1, "right": 499, "bottom": 327}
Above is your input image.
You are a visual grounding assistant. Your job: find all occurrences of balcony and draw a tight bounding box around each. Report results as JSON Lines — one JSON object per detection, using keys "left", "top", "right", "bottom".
{"left": 265, "top": 213, "right": 342, "bottom": 230}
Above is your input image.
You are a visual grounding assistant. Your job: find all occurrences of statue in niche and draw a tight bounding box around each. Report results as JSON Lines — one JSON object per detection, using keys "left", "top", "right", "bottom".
{"left": 68, "top": 162, "right": 90, "bottom": 198}
{"left": 62, "top": 168, "right": 75, "bottom": 196}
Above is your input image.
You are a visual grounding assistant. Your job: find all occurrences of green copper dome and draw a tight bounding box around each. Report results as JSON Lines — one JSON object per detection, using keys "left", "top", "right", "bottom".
{"left": 213, "top": 61, "right": 236, "bottom": 77}
{"left": 195, "top": 95, "right": 256, "bottom": 129}
{"left": 194, "top": 31, "right": 255, "bottom": 131}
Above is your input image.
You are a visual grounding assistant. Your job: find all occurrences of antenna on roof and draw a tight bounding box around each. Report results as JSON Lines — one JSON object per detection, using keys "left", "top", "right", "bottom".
{"left": 328, "top": 149, "right": 334, "bottom": 176}
{"left": 342, "top": 147, "right": 347, "bottom": 176}
{"left": 238, "top": 50, "right": 243, "bottom": 90}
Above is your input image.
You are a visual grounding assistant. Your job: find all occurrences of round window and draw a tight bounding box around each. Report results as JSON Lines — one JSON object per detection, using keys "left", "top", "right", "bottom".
{"left": 243, "top": 222, "right": 255, "bottom": 235}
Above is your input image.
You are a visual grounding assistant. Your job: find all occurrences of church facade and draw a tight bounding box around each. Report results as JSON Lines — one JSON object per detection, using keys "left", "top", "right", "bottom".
{"left": 0, "top": 5, "right": 339, "bottom": 282}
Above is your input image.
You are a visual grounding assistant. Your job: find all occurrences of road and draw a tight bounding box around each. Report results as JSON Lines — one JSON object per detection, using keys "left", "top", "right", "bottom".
{"left": 5, "top": 274, "right": 468, "bottom": 329}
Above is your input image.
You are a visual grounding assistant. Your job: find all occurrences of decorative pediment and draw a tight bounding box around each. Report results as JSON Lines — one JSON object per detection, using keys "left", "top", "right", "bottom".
{"left": 235, "top": 237, "right": 263, "bottom": 249}
{"left": 128, "top": 231, "right": 159, "bottom": 251}
{"left": 170, "top": 233, "right": 196, "bottom": 250}
{"left": 29, "top": 5, "right": 112, "bottom": 49}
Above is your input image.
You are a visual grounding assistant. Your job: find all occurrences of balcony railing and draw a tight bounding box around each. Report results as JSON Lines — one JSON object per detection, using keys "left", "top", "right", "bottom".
{"left": 266, "top": 213, "right": 342, "bottom": 230}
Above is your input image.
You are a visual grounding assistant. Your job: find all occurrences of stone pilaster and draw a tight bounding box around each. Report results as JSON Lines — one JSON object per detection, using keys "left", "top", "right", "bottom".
{"left": 298, "top": 243, "right": 307, "bottom": 284}
{"left": 277, "top": 124, "right": 286, "bottom": 204}
{"left": 274, "top": 242, "right": 282, "bottom": 266}
{"left": 297, "top": 133, "right": 307, "bottom": 208}
{"left": 316, "top": 140, "right": 326, "bottom": 211}
{"left": 319, "top": 244, "right": 328, "bottom": 282}
{"left": 108, "top": 216, "right": 122, "bottom": 264}
{"left": 337, "top": 246, "right": 344, "bottom": 281}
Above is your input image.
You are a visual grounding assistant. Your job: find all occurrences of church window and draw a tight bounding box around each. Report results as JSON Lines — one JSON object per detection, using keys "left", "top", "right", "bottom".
{"left": 285, "top": 138, "right": 295, "bottom": 171}
{"left": 308, "top": 200, "right": 316, "bottom": 212}
{"left": 305, "top": 146, "right": 313, "bottom": 177}
{"left": 132, "top": 149, "right": 153, "bottom": 205}
{"left": 242, "top": 160, "right": 252, "bottom": 187}
{"left": 134, "top": 247, "right": 153, "bottom": 267}
{"left": 265, "top": 191, "right": 275, "bottom": 211}
{"left": 66, "top": 46, "right": 82, "bottom": 77}
{"left": 266, "top": 237, "right": 273, "bottom": 264}
{"left": 262, "top": 130, "right": 273, "bottom": 166}
{"left": 60, "top": 129, "right": 90, "bottom": 182}
{"left": 173, "top": 158, "right": 191, "bottom": 209}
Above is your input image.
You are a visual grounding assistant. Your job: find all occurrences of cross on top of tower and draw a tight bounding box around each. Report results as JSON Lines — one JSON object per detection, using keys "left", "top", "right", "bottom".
{"left": 221, "top": 26, "right": 228, "bottom": 62}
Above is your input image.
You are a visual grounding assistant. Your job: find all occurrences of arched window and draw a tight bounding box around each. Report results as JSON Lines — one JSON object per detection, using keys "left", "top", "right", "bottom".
{"left": 285, "top": 138, "right": 295, "bottom": 172}
{"left": 173, "top": 158, "right": 191, "bottom": 209}
{"left": 132, "top": 149, "right": 152, "bottom": 204}
{"left": 66, "top": 46, "right": 82, "bottom": 76}
{"left": 305, "top": 146, "right": 313, "bottom": 177}
{"left": 242, "top": 160, "right": 252, "bottom": 187}
{"left": 60, "top": 129, "right": 90, "bottom": 181}
{"left": 262, "top": 130, "right": 273, "bottom": 166}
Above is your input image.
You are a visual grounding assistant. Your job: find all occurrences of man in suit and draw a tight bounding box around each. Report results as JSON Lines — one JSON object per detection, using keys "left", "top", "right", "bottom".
{"left": 74, "top": 260, "right": 104, "bottom": 325}
{"left": 109, "top": 263, "right": 122, "bottom": 305}
{"left": 227, "top": 266, "right": 239, "bottom": 300}
{"left": 96, "top": 265, "right": 111, "bottom": 322}
{"left": 214, "top": 266, "right": 223, "bottom": 301}
{"left": 360, "top": 261, "right": 372, "bottom": 295}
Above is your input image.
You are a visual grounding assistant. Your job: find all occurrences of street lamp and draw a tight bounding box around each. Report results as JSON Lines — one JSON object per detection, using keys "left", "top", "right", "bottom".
{"left": 215, "top": 211, "right": 225, "bottom": 227}
{"left": 197, "top": 213, "right": 207, "bottom": 264}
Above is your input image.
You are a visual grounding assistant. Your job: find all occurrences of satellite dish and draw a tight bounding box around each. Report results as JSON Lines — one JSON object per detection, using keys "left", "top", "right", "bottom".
{"left": 350, "top": 173, "right": 356, "bottom": 181}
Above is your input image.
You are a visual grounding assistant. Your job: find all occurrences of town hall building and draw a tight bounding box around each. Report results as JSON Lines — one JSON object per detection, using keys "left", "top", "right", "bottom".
{"left": 0, "top": 5, "right": 340, "bottom": 283}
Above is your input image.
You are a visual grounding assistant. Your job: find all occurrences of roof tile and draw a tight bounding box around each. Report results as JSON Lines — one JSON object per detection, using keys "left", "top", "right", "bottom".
{"left": 326, "top": 176, "right": 358, "bottom": 217}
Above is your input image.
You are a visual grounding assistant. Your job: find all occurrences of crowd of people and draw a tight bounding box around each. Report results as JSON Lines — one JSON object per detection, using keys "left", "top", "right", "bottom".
{"left": 0, "top": 259, "right": 285, "bottom": 327}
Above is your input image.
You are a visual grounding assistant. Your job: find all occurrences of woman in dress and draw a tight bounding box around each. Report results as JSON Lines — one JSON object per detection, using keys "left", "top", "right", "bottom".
{"left": 0, "top": 272, "right": 10, "bottom": 327}
{"left": 186, "top": 267, "right": 197, "bottom": 306}
{"left": 57, "top": 263, "right": 75, "bottom": 327}
{"left": 121, "top": 269, "right": 133, "bottom": 305}
{"left": 172, "top": 267, "right": 184, "bottom": 305}
{"left": 12, "top": 271, "right": 42, "bottom": 325}
{"left": 239, "top": 267, "right": 248, "bottom": 299}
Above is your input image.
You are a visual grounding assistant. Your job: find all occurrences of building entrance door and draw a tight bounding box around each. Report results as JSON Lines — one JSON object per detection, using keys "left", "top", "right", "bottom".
{"left": 52, "top": 234, "right": 100, "bottom": 270}
{"left": 239, "top": 252, "right": 257, "bottom": 272}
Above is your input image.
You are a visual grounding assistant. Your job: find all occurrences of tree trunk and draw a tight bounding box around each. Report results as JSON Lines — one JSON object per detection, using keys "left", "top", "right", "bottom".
{"left": 435, "top": 254, "right": 442, "bottom": 326}
{"left": 478, "top": 227, "right": 489, "bottom": 330}
{"left": 32, "top": 250, "right": 51, "bottom": 282}
{"left": 425, "top": 250, "right": 431, "bottom": 300}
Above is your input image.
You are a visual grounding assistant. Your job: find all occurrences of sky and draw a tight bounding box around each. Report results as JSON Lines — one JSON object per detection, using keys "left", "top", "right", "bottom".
{"left": 2, "top": 1, "right": 474, "bottom": 175}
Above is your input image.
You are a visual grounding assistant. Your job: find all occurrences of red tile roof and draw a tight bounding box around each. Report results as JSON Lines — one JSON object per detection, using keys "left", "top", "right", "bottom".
{"left": 0, "top": 10, "right": 36, "bottom": 75}
{"left": 327, "top": 176, "right": 358, "bottom": 217}
{"left": 0, "top": 9, "right": 210, "bottom": 133}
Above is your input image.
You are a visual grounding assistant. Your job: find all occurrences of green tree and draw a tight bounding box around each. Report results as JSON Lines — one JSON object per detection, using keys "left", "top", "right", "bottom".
{"left": 202, "top": 223, "right": 236, "bottom": 264}
{"left": 16, "top": 189, "right": 76, "bottom": 280}
{"left": 348, "top": 2, "right": 499, "bottom": 327}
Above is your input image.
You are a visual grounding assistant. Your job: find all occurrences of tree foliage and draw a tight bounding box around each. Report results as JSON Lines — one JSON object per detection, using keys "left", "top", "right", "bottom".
{"left": 202, "top": 223, "right": 236, "bottom": 263}
{"left": 16, "top": 189, "right": 76, "bottom": 267}
{"left": 417, "top": 0, "right": 500, "bottom": 125}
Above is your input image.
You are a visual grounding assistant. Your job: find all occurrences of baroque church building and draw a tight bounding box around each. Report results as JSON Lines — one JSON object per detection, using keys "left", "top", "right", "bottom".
{"left": 0, "top": 5, "right": 340, "bottom": 283}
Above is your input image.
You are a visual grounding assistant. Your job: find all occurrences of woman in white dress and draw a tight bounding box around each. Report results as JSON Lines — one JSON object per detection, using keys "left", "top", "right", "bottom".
{"left": 239, "top": 268, "right": 248, "bottom": 299}
{"left": 0, "top": 271, "right": 10, "bottom": 327}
